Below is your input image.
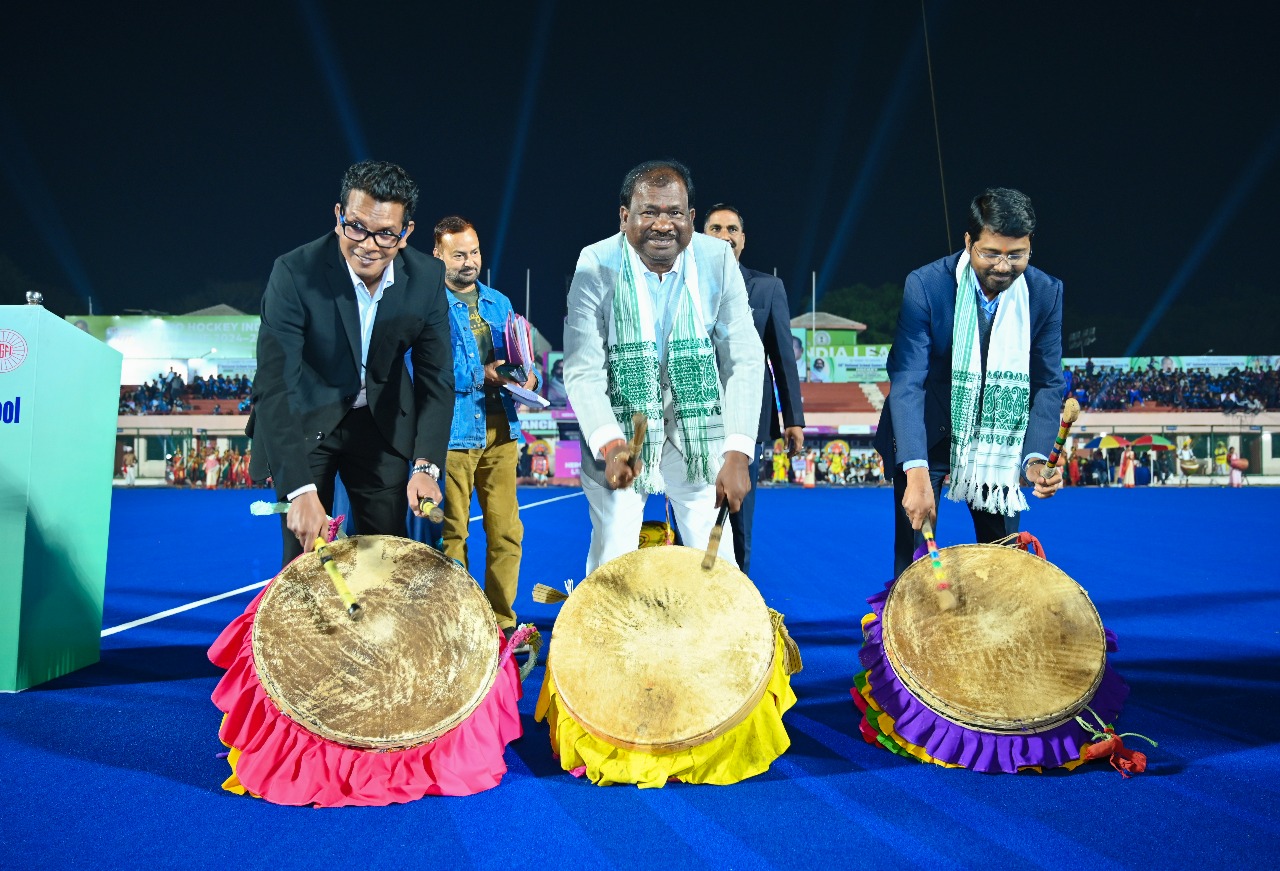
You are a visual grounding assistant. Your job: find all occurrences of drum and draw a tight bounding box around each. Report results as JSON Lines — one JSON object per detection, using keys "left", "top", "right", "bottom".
{"left": 1180, "top": 458, "right": 1201, "bottom": 475}
{"left": 880, "top": 543, "right": 1106, "bottom": 733}
{"left": 252, "top": 535, "right": 500, "bottom": 749}
{"left": 1230, "top": 457, "right": 1249, "bottom": 471}
{"left": 548, "top": 545, "right": 776, "bottom": 754}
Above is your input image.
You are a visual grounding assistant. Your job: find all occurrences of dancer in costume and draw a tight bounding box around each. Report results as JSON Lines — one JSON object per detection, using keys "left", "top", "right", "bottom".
{"left": 1120, "top": 445, "right": 1136, "bottom": 488}
{"left": 560, "top": 159, "right": 764, "bottom": 572}
{"left": 703, "top": 204, "right": 804, "bottom": 574}
{"left": 872, "top": 187, "right": 1065, "bottom": 578}
{"left": 246, "top": 160, "right": 452, "bottom": 567}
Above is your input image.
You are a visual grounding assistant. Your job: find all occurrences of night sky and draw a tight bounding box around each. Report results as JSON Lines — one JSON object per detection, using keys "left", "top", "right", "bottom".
{"left": 3, "top": 2, "right": 1278, "bottom": 354}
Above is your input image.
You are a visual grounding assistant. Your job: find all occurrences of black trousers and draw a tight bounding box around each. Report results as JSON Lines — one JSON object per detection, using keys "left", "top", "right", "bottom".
{"left": 728, "top": 443, "right": 764, "bottom": 575}
{"left": 891, "top": 441, "right": 1019, "bottom": 578}
{"left": 279, "top": 405, "right": 409, "bottom": 567}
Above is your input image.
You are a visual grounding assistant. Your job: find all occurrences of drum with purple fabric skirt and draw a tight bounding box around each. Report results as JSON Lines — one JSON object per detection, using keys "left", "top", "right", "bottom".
{"left": 852, "top": 535, "right": 1131, "bottom": 773}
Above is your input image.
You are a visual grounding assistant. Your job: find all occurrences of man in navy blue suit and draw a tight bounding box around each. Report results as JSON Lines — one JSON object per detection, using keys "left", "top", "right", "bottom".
{"left": 873, "top": 188, "right": 1065, "bottom": 578}
{"left": 704, "top": 204, "right": 805, "bottom": 575}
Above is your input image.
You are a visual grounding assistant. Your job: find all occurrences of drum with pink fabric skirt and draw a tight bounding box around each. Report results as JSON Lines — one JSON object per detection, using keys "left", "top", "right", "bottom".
{"left": 208, "top": 535, "right": 538, "bottom": 806}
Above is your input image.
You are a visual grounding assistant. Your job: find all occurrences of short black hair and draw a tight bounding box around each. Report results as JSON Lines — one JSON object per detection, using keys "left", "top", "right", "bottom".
{"left": 966, "top": 187, "right": 1035, "bottom": 242}
{"left": 704, "top": 203, "right": 743, "bottom": 231}
{"left": 339, "top": 160, "right": 419, "bottom": 225}
{"left": 619, "top": 160, "right": 695, "bottom": 210}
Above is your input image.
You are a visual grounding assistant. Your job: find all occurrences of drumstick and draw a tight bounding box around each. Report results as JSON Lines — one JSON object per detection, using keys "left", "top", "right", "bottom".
{"left": 920, "top": 518, "right": 957, "bottom": 612}
{"left": 1044, "top": 397, "right": 1081, "bottom": 476}
{"left": 313, "top": 537, "right": 362, "bottom": 620}
{"left": 627, "top": 412, "right": 647, "bottom": 473}
{"left": 417, "top": 498, "right": 445, "bottom": 523}
{"left": 701, "top": 502, "right": 731, "bottom": 570}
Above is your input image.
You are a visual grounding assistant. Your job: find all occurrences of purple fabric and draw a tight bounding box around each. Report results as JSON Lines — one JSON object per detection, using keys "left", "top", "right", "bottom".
{"left": 858, "top": 578, "right": 1130, "bottom": 773}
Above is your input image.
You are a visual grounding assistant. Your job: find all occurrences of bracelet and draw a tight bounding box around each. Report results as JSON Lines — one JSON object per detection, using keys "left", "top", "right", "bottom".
{"left": 598, "top": 438, "right": 626, "bottom": 461}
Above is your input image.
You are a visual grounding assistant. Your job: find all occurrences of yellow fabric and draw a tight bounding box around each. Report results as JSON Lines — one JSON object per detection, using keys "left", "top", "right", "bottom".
{"left": 534, "top": 632, "right": 797, "bottom": 787}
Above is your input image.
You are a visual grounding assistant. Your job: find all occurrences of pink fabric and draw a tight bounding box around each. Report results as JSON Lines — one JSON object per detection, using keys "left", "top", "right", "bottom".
{"left": 209, "top": 587, "right": 523, "bottom": 807}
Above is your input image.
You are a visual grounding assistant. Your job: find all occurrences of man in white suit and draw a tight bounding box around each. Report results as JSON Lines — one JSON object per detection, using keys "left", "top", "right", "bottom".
{"left": 563, "top": 160, "right": 765, "bottom": 574}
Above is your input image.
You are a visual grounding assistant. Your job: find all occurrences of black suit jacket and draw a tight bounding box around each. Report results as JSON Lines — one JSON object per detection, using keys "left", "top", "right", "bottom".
{"left": 247, "top": 233, "right": 454, "bottom": 497}
{"left": 741, "top": 265, "right": 805, "bottom": 443}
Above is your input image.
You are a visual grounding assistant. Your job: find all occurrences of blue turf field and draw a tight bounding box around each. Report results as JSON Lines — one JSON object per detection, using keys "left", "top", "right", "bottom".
{"left": 1, "top": 485, "right": 1278, "bottom": 870}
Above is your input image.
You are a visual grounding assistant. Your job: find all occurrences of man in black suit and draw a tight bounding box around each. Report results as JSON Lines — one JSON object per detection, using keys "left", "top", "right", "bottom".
{"left": 703, "top": 204, "right": 805, "bottom": 575}
{"left": 248, "top": 160, "right": 454, "bottom": 566}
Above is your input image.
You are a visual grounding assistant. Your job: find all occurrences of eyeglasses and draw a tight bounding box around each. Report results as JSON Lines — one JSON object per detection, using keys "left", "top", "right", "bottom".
{"left": 973, "top": 249, "right": 1031, "bottom": 266}
{"left": 340, "top": 209, "right": 407, "bottom": 248}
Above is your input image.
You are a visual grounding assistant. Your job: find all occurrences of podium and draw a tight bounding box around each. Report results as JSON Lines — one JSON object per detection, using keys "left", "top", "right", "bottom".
{"left": 0, "top": 306, "right": 122, "bottom": 691}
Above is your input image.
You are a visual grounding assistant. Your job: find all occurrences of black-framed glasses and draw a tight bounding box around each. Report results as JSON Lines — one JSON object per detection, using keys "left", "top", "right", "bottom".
{"left": 340, "top": 209, "right": 407, "bottom": 248}
{"left": 973, "top": 249, "right": 1031, "bottom": 266}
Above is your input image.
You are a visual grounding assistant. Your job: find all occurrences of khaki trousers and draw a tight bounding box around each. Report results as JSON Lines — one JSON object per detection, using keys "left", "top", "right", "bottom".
{"left": 443, "top": 419, "right": 522, "bottom": 629}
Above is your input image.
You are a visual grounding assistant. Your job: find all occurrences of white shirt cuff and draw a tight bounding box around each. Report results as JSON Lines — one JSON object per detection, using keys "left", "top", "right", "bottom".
{"left": 722, "top": 434, "right": 757, "bottom": 460}
{"left": 287, "top": 483, "right": 318, "bottom": 501}
{"left": 901, "top": 459, "right": 929, "bottom": 471}
{"left": 588, "top": 423, "right": 626, "bottom": 460}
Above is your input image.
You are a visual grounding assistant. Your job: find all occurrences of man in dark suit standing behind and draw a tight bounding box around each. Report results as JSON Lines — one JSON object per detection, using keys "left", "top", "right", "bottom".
{"left": 248, "top": 160, "right": 454, "bottom": 566}
{"left": 704, "top": 204, "right": 805, "bottom": 575}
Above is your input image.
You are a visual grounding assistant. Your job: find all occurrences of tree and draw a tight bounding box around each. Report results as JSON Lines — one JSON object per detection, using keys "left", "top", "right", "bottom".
{"left": 806, "top": 282, "right": 902, "bottom": 344}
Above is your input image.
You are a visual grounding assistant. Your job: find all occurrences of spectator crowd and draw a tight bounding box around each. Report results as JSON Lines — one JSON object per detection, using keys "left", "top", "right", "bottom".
{"left": 1067, "top": 362, "right": 1278, "bottom": 412}
{"left": 118, "top": 369, "right": 252, "bottom": 415}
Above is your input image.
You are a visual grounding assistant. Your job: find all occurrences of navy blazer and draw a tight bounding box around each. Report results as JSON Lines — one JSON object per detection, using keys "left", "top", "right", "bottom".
{"left": 742, "top": 265, "right": 805, "bottom": 443}
{"left": 873, "top": 251, "right": 1064, "bottom": 472}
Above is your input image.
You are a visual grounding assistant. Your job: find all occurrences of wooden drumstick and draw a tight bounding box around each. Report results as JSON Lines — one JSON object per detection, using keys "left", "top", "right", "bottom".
{"left": 1044, "top": 397, "right": 1081, "bottom": 476}
{"left": 627, "top": 412, "right": 647, "bottom": 473}
{"left": 313, "top": 537, "right": 362, "bottom": 620}
{"left": 920, "top": 518, "right": 957, "bottom": 611}
{"left": 417, "top": 498, "right": 445, "bottom": 523}
{"left": 701, "top": 502, "right": 731, "bottom": 570}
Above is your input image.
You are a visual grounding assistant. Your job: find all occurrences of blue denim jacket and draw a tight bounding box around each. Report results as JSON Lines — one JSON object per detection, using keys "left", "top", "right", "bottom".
{"left": 446, "top": 282, "right": 540, "bottom": 449}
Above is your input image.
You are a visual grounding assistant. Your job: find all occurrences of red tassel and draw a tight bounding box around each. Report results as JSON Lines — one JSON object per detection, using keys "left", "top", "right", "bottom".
{"left": 1082, "top": 728, "right": 1147, "bottom": 778}
{"left": 1015, "top": 531, "right": 1046, "bottom": 558}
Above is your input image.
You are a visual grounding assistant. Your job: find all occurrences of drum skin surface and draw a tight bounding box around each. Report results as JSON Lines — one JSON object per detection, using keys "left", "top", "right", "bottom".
{"left": 882, "top": 544, "right": 1105, "bottom": 734}
{"left": 550, "top": 546, "right": 776, "bottom": 754}
{"left": 253, "top": 536, "right": 499, "bottom": 749}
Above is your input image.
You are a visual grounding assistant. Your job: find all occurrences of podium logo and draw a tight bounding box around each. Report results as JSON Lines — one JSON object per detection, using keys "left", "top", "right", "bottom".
{"left": 1, "top": 397, "right": 18, "bottom": 424}
{"left": 0, "top": 329, "right": 30, "bottom": 373}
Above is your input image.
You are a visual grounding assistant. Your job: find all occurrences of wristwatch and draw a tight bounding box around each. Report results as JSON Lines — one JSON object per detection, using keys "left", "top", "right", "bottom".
{"left": 411, "top": 462, "right": 441, "bottom": 481}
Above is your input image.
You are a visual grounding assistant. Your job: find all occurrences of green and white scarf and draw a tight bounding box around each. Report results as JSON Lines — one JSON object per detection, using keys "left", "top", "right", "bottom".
{"left": 606, "top": 235, "right": 724, "bottom": 494}
{"left": 947, "top": 250, "right": 1031, "bottom": 515}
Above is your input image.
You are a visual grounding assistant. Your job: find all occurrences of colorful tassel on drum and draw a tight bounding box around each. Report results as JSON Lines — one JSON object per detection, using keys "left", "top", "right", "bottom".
{"left": 1076, "top": 706, "right": 1158, "bottom": 778}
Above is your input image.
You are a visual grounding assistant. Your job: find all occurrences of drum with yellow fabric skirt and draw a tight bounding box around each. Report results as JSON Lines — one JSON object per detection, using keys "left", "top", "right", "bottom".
{"left": 534, "top": 545, "right": 800, "bottom": 787}
{"left": 208, "top": 535, "right": 535, "bottom": 806}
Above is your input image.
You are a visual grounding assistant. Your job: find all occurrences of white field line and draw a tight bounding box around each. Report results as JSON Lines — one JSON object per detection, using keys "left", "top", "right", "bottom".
{"left": 100, "top": 490, "right": 584, "bottom": 637}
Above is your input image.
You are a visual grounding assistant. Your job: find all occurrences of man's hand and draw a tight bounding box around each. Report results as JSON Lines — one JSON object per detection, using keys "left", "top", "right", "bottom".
{"left": 1026, "top": 461, "right": 1065, "bottom": 499}
{"left": 484, "top": 359, "right": 520, "bottom": 386}
{"left": 784, "top": 426, "right": 805, "bottom": 456}
{"left": 901, "top": 465, "right": 936, "bottom": 530}
{"left": 408, "top": 472, "right": 444, "bottom": 515}
{"left": 603, "top": 442, "right": 639, "bottom": 490}
{"left": 715, "top": 451, "right": 752, "bottom": 513}
{"left": 287, "top": 490, "right": 328, "bottom": 554}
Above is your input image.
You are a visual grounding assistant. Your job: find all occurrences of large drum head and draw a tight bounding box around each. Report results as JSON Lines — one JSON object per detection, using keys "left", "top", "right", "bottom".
{"left": 253, "top": 536, "right": 499, "bottom": 749}
{"left": 882, "top": 544, "right": 1105, "bottom": 734}
{"left": 550, "top": 546, "right": 775, "bottom": 754}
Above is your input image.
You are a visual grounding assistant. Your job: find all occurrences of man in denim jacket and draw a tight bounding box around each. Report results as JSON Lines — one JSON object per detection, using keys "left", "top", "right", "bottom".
{"left": 434, "top": 217, "right": 539, "bottom": 640}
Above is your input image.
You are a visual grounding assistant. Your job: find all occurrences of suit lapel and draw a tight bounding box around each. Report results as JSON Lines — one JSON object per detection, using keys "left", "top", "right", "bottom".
{"left": 324, "top": 253, "right": 363, "bottom": 373}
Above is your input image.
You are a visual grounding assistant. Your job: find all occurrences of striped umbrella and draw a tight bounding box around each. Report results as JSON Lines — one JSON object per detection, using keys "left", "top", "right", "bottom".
{"left": 1131, "top": 434, "right": 1175, "bottom": 451}
{"left": 1083, "top": 435, "right": 1131, "bottom": 449}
